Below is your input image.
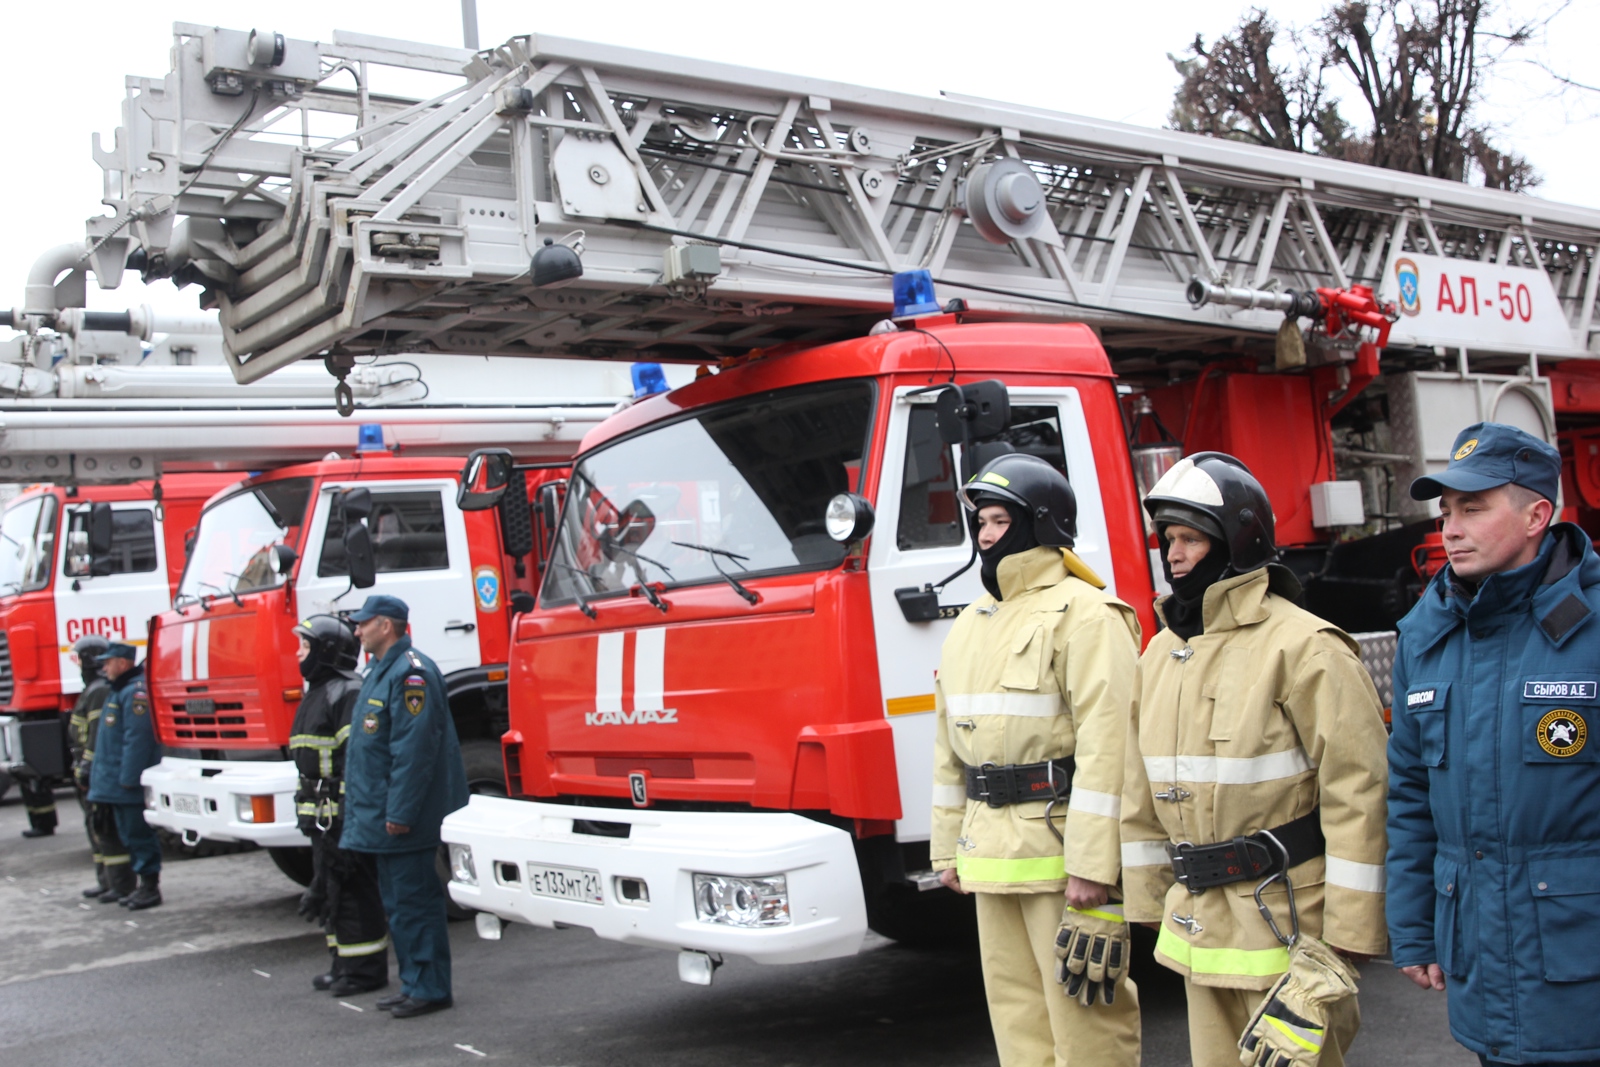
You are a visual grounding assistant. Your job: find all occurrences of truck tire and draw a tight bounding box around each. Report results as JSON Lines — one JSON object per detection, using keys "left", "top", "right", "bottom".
{"left": 268, "top": 845, "right": 316, "bottom": 887}
{"left": 440, "top": 739, "right": 508, "bottom": 919}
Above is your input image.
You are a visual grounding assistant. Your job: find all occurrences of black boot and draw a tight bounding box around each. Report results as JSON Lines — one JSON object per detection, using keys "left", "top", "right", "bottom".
{"left": 22, "top": 826, "right": 55, "bottom": 838}
{"left": 123, "top": 873, "right": 162, "bottom": 911}
{"left": 99, "top": 865, "right": 136, "bottom": 904}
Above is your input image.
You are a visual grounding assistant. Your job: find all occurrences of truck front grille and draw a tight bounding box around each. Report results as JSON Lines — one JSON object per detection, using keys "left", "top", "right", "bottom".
{"left": 0, "top": 632, "right": 13, "bottom": 704}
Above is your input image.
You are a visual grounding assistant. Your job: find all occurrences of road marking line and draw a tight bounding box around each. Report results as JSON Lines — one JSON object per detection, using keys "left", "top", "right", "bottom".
{"left": 454, "top": 1045, "right": 487, "bottom": 1058}
{"left": 252, "top": 969, "right": 271, "bottom": 978}
{"left": 341, "top": 1002, "right": 364, "bottom": 1013}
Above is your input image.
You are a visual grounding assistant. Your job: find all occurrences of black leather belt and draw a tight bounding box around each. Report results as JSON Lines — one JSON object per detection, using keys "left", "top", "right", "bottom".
{"left": 964, "top": 758, "right": 1074, "bottom": 808}
{"left": 1165, "top": 809, "right": 1325, "bottom": 893}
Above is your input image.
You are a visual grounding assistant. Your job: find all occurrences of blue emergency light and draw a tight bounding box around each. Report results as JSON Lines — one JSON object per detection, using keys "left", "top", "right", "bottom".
{"left": 892, "top": 270, "right": 941, "bottom": 317}
{"left": 632, "top": 362, "right": 669, "bottom": 399}
{"left": 356, "top": 424, "right": 385, "bottom": 452}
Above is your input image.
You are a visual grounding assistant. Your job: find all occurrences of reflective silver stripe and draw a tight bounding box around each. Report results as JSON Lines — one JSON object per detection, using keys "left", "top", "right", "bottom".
{"left": 1067, "top": 787, "right": 1121, "bottom": 819}
{"left": 1142, "top": 748, "right": 1314, "bottom": 785}
{"left": 1326, "top": 855, "right": 1386, "bottom": 894}
{"left": 1122, "top": 839, "right": 1171, "bottom": 867}
{"left": 943, "top": 692, "right": 1064, "bottom": 718}
{"left": 931, "top": 783, "right": 967, "bottom": 808}
{"left": 336, "top": 934, "right": 391, "bottom": 958}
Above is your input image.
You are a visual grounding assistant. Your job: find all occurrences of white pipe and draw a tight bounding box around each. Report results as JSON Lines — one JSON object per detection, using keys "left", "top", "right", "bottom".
{"left": 25, "top": 242, "right": 90, "bottom": 315}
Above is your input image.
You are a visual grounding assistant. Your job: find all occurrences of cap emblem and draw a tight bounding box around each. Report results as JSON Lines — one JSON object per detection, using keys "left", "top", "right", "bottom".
{"left": 1454, "top": 438, "right": 1479, "bottom": 461}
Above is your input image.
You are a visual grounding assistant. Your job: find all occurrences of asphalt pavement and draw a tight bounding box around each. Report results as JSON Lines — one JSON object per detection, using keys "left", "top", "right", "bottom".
{"left": 0, "top": 787, "right": 1472, "bottom": 1067}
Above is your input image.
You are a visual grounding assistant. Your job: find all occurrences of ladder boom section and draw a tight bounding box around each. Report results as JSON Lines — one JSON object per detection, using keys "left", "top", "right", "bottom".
{"left": 89, "top": 25, "right": 1600, "bottom": 380}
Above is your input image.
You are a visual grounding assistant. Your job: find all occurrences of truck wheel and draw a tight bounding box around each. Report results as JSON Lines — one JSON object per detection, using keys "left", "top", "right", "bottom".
{"left": 863, "top": 881, "right": 978, "bottom": 948}
{"left": 268, "top": 846, "right": 316, "bottom": 887}
{"left": 440, "top": 740, "right": 508, "bottom": 920}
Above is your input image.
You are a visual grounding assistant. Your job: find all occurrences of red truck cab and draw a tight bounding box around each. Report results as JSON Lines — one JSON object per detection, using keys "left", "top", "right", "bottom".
{"left": 443, "top": 320, "right": 1157, "bottom": 966}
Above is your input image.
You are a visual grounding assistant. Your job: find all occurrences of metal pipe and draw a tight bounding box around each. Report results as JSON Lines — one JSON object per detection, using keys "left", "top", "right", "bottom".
{"left": 461, "top": 0, "right": 479, "bottom": 49}
{"left": 1186, "top": 276, "right": 1321, "bottom": 318}
{"left": 24, "top": 243, "right": 89, "bottom": 315}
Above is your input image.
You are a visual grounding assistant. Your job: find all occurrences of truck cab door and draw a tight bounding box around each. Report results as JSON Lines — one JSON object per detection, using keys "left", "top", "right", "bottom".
{"left": 54, "top": 501, "right": 167, "bottom": 696}
{"left": 296, "top": 480, "right": 481, "bottom": 676}
{"left": 865, "top": 386, "right": 1116, "bottom": 843}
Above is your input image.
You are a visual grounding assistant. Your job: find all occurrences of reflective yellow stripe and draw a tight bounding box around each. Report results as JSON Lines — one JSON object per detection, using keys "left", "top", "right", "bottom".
{"left": 1267, "top": 1015, "right": 1324, "bottom": 1052}
{"left": 1156, "top": 925, "right": 1289, "bottom": 977}
{"left": 296, "top": 802, "right": 318, "bottom": 815}
{"left": 955, "top": 854, "right": 1066, "bottom": 883}
{"left": 25, "top": 805, "right": 57, "bottom": 814}
{"left": 102, "top": 854, "right": 131, "bottom": 865}
{"left": 335, "top": 934, "right": 391, "bottom": 958}
{"left": 1066, "top": 903, "right": 1125, "bottom": 924}
{"left": 334, "top": 723, "right": 350, "bottom": 744}
{"left": 325, "top": 934, "right": 338, "bottom": 947}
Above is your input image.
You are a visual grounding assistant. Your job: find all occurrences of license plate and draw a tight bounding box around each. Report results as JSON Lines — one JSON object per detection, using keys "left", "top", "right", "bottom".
{"left": 526, "top": 864, "right": 603, "bottom": 904}
{"left": 185, "top": 698, "right": 216, "bottom": 715}
{"left": 173, "top": 794, "right": 202, "bottom": 815}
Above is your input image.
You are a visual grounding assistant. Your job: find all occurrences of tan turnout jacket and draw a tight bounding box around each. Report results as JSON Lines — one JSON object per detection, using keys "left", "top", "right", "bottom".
{"left": 1120, "top": 567, "right": 1390, "bottom": 989}
{"left": 931, "top": 545, "right": 1141, "bottom": 893}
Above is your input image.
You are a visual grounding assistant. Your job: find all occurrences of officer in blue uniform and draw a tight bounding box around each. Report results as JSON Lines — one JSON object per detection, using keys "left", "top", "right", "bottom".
{"left": 341, "top": 595, "right": 468, "bottom": 1019}
{"left": 1389, "top": 422, "right": 1600, "bottom": 1066}
{"left": 85, "top": 643, "right": 164, "bottom": 910}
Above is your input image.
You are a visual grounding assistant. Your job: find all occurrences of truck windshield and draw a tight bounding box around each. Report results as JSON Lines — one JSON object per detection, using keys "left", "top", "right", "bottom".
{"left": 0, "top": 495, "right": 58, "bottom": 594}
{"left": 178, "top": 478, "right": 313, "bottom": 603}
{"left": 542, "top": 379, "right": 875, "bottom": 606}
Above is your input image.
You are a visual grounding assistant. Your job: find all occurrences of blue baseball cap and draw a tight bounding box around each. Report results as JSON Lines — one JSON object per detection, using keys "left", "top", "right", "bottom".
{"left": 102, "top": 642, "right": 138, "bottom": 661}
{"left": 1409, "top": 421, "right": 1561, "bottom": 503}
{"left": 348, "top": 595, "right": 410, "bottom": 624}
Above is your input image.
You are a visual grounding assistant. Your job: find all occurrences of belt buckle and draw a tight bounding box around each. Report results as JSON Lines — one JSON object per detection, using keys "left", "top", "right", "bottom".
{"left": 976, "top": 762, "right": 1009, "bottom": 808}
{"left": 1165, "top": 841, "right": 1205, "bottom": 894}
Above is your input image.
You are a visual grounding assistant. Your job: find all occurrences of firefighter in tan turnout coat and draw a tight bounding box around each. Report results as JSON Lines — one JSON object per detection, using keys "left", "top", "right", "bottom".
{"left": 1121, "top": 453, "right": 1389, "bottom": 1067}
{"left": 932, "top": 453, "right": 1141, "bottom": 1067}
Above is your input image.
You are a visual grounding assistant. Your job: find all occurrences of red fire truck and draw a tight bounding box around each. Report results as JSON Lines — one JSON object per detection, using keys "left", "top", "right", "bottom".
{"left": 138, "top": 453, "right": 569, "bottom": 883}
{"left": 0, "top": 475, "right": 238, "bottom": 798}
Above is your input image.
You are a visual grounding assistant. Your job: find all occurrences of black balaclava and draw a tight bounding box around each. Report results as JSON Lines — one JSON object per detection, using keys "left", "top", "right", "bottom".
{"left": 1160, "top": 531, "right": 1230, "bottom": 641}
{"left": 974, "top": 499, "right": 1039, "bottom": 601}
{"left": 298, "top": 641, "right": 331, "bottom": 683}
{"left": 80, "top": 657, "right": 102, "bottom": 687}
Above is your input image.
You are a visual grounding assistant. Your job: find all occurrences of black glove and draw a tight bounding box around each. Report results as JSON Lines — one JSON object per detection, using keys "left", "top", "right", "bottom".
{"left": 297, "top": 886, "right": 327, "bottom": 922}
{"left": 91, "top": 803, "right": 118, "bottom": 838}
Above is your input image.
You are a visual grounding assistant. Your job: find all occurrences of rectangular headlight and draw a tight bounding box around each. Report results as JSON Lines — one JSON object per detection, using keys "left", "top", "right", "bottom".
{"left": 449, "top": 843, "right": 477, "bottom": 886}
{"left": 234, "top": 794, "right": 255, "bottom": 822}
{"left": 692, "top": 873, "right": 790, "bottom": 927}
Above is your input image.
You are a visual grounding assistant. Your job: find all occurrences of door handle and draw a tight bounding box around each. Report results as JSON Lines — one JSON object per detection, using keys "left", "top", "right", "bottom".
{"left": 444, "top": 622, "right": 477, "bottom": 634}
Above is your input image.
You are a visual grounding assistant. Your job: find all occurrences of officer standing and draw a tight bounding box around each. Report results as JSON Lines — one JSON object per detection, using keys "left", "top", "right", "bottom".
{"left": 1388, "top": 422, "right": 1600, "bottom": 1066}
{"left": 1120, "top": 453, "right": 1389, "bottom": 1067}
{"left": 85, "top": 643, "right": 164, "bottom": 910}
{"left": 931, "top": 453, "right": 1143, "bottom": 1067}
{"left": 341, "top": 595, "right": 467, "bottom": 1019}
{"left": 290, "top": 615, "right": 390, "bottom": 996}
{"left": 65, "top": 635, "right": 132, "bottom": 902}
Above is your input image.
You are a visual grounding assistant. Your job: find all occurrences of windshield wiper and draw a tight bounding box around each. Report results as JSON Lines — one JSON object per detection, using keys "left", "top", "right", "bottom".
{"left": 609, "top": 544, "right": 674, "bottom": 614}
{"left": 672, "top": 542, "right": 759, "bottom": 605}
{"left": 552, "top": 563, "right": 600, "bottom": 620}
{"left": 199, "top": 580, "right": 243, "bottom": 609}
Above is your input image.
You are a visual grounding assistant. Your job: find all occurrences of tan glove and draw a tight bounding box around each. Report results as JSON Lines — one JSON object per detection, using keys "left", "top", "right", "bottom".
{"left": 1238, "top": 937, "right": 1360, "bottom": 1067}
{"left": 1054, "top": 902, "right": 1130, "bottom": 1006}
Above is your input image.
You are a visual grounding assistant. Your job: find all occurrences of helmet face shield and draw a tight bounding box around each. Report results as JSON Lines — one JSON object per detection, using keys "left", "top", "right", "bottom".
{"left": 293, "top": 614, "right": 360, "bottom": 677}
{"left": 1142, "top": 452, "right": 1277, "bottom": 572}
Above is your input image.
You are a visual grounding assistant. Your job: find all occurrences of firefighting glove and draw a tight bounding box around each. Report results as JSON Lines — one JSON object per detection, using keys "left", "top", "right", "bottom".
{"left": 297, "top": 886, "right": 326, "bottom": 923}
{"left": 1054, "top": 902, "right": 1130, "bottom": 1007}
{"left": 1238, "top": 937, "right": 1360, "bottom": 1067}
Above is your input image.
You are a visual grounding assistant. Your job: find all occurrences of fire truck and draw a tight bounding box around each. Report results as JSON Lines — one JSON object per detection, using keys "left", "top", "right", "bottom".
{"left": 138, "top": 451, "right": 573, "bottom": 884}
{"left": 0, "top": 475, "right": 236, "bottom": 801}
{"left": 68, "top": 24, "right": 1600, "bottom": 976}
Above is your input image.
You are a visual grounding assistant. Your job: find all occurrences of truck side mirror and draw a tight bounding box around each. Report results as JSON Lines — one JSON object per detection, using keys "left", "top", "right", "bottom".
{"left": 343, "top": 525, "right": 376, "bottom": 589}
{"left": 88, "top": 502, "right": 114, "bottom": 556}
{"left": 457, "top": 449, "right": 514, "bottom": 511}
{"left": 339, "top": 487, "right": 372, "bottom": 521}
{"left": 537, "top": 481, "right": 566, "bottom": 547}
{"left": 935, "top": 379, "right": 1011, "bottom": 444}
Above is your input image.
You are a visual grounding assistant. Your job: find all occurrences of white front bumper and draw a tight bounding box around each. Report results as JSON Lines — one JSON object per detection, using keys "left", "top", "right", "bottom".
{"left": 442, "top": 797, "right": 868, "bottom": 965}
{"left": 140, "top": 757, "right": 306, "bottom": 848}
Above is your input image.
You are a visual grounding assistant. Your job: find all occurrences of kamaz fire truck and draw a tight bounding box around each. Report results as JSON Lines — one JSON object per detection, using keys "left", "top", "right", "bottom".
{"left": 67, "top": 24, "right": 1600, "bottom": 977}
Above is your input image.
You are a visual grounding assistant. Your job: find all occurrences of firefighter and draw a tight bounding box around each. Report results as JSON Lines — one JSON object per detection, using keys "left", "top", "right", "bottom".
{"left": 1388, "top": 423, "right": 1600, "bottom": 1066}
{"left": 85, "top": 643, "right": 164, "bottom": 910}
{"left": 290, "top": 614, "right": 390, "bottom": 996}
{"left": 65, "top": 634, "right": 132, "bottom": 901}
{"left": 931, "top": 452, "right": 1143, "bottom": 1067}
{"left": 341, "top": 595, "right": 468, "bottom": 1019}
{"left": 17, "top": 766, "right": 58, "bottom": 837}
{"left": 1120, "top": 453, "right": 1389, "bottom": 1067}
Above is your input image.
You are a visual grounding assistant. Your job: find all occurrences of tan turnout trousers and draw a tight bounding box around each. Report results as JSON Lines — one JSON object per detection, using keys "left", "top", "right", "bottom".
{"left": 1184, "top": 979, "right": 1360, "bottom": 1067}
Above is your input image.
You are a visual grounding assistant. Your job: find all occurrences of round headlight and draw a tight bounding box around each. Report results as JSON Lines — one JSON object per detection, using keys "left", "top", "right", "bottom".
{"left": 824, "top": 493, "right": 875, "bottom": 543}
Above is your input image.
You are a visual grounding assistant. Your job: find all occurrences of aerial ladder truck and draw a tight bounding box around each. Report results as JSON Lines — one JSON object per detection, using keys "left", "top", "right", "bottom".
{"left": 66, "top": 23, "right": 1600, "bottom": 970}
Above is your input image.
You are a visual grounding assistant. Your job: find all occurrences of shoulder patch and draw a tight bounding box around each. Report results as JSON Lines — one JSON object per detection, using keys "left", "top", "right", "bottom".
{"left": 131, "top": 697, "right": 149, "bottom": 716}
{"left": 404, "top": 673, "right": 426, "bottom": 688}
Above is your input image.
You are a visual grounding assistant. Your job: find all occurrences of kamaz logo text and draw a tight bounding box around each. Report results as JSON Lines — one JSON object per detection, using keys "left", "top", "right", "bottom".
{"left": 586, "top": 708, "right": 679, "bottom": 726}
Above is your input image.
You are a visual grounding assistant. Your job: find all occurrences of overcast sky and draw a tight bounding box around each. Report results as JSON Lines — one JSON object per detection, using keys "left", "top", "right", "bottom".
{"left": 3, "top": 0, "right": 1593, "bottom": 321}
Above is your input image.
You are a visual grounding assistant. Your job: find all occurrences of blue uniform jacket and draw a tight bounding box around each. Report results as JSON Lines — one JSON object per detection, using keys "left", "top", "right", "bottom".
{"left": 87, "top": 665, "right": 160, "bottom": 806}
{"left": 340, "top": 636, "right": 468, "bottom": 853}
{"left": 1388, "top": 524, "right": 1600, "bottom": 1064}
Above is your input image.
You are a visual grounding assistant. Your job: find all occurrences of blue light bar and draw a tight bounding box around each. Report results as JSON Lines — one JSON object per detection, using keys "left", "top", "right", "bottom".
{"left": 892, "top": 270, "right": 940, "bottom": 317}
{"left": 356, "top": 424, "right": 385, "bottom": 452}
{"left": 631, "top": 362, "right": 670, "bottom": 399}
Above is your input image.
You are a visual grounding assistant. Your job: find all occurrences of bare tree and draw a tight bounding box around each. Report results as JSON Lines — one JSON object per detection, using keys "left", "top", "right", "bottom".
{"left": 1169, "top": 10, "right": 1347, "bottom": 153}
